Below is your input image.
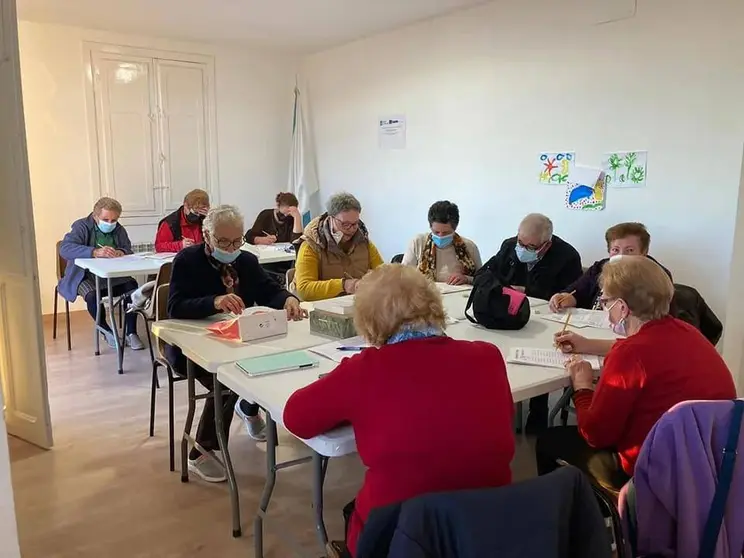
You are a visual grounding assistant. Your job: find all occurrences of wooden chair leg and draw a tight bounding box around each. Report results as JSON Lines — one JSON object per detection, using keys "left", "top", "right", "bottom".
{"left": 65, "top": 300, "right": 71, "bottom": 351}
{"left": 149, "top": 362, "right": 158, "bottom": 437}
{"left": 53, "top": 287, "right": 59, "bottom": 340}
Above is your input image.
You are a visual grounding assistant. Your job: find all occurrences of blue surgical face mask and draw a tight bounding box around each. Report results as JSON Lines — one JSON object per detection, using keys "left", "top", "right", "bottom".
{"left": 515, "top": 245, "right": 539, "bottom": 264}
{"left": 97, "top": 221, "right": 116, "bottom": 234}
{"left": 212, "top": 246, "right": 240, "bottom": 265}
{"left": 432, "top": 234, "right": 454, "bottom": 249}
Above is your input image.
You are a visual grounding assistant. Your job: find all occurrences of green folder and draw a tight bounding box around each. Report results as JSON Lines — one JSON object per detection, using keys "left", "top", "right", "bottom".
{"left": 236, "top": 351, "right": 319, "bottom": 377}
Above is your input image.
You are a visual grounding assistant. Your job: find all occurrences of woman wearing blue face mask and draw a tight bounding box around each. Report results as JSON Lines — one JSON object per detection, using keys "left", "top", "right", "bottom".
{"left": 165, "top": 204, "right": 306, "bottom": 483}
{"left": 538, "top": 256, "right": 736, "bottom": 492}
{"left": 402, "top": 201, "right": 482, "bottom": 285}
{"left": 58, "top": 197, "right": 144, "bottom": 350}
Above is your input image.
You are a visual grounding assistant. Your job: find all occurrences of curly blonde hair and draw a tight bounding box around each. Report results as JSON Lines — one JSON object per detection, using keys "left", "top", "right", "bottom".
{"left": 353, "top": 264, "right": 446, "bottom": 346}
{"left": 600, "top": 256, "right": 673, "bottom": 321}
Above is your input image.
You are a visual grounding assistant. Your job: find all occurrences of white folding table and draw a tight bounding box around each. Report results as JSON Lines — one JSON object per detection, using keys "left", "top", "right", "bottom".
{"left": 211, "top": 293, "right": 615, "bottom": 557}
{"left": 74, "top": 254, "right": 175, "bottom": 374}
{"left": 241, "top": 243, "right": 297, "bottom": 265}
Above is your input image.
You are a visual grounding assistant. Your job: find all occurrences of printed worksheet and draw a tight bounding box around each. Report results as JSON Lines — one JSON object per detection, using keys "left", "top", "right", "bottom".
{"left": 507, "top": 348, "right": 603, "bottom": 370}
{"left": 540, "top": 309, "right": 609, "bottom": 329}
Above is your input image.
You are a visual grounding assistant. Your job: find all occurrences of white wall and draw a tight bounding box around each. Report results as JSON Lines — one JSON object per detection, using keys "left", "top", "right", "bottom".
{"left": 18, "top": 21, "right": 298, "bottom": 314}
{"left": 302, "top": 0, "right": 744, "bottom": 322}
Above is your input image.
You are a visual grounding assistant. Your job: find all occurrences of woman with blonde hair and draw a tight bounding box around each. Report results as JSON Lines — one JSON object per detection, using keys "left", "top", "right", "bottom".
{"left": 284, "top": 264, "right": 515, "bottom": 557}
{"left": 537, "top": 256, "right": 736, "bottom": 492}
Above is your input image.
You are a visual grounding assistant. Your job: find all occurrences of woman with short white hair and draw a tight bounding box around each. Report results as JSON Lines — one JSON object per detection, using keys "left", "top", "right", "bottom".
{"left": 294, "top": 192, "right": 384, "bottom": 301}
{"left": 165, "top": 204, "right": 305, "bottom": 483}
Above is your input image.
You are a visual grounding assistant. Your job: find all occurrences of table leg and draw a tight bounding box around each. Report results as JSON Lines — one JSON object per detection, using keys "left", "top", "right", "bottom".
{"left": 254, "top": 413, "right": 278, "bottom": 558}
{"left": 312, "top": 452, "right": 330, "bottom": 550}
{"left": 106, "top": 278, "right": 124, "bottom": 374}
{"left": 181, "top": 360, "right": 197, "bottom": 483}
{"left": 93, "top": 275, "right": 101, "bottom": 356}
{"left": 213, "top": 376, "right": 242, "bottom": 538}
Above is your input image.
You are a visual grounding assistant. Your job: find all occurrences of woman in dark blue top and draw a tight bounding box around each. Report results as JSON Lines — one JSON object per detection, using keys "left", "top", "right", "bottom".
{"left": 166, "top": 204, "right": 304, "bottom": 483}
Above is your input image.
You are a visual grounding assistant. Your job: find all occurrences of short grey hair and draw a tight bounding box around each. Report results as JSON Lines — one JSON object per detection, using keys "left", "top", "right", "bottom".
{"left": 326, "top": 192, "right": 362, "bottom": 216}
{"left": 518, "top": 213, "right": 553, "bottom": 244}
{"left": 203, "top": 204, "right": 244, "bottom": 238}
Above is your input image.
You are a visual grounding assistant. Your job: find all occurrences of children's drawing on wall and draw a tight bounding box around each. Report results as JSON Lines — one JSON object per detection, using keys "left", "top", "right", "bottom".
{"left": 538, "top": 152, "right": 575, "bottom": 184}
{"left": 565, "top": 166, "right": 606, "bottom": 211}
{"left": 602, "top": 150, "right": 647, "bottom": 187}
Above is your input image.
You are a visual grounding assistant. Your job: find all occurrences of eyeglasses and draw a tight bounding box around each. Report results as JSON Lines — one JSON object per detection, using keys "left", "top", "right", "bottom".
{"left": 333, "top": 217, "right": 360, "bottom": 232}
{"left": 598, "top": 298, "right": 620, "bottom": 311}
{"left": 214, "top": 237, "right": 245, "bottom": 250}
{"left": 517, "top": 239, "right": 545, "bottom": 251}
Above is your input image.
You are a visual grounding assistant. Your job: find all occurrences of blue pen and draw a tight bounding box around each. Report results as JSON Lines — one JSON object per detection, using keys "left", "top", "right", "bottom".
{"left": 337, "top": 346, "right": 366, "bottom": 352}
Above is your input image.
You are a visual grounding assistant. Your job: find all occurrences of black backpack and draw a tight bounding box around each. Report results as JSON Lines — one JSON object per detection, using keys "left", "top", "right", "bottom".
{"left": 464, "top": 269, "right": 530, "bottom": 330}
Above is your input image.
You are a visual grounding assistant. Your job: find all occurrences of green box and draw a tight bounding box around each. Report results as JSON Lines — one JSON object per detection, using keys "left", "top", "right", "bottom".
{"left": 309, "top": 309, "right": 357, "bottom": 340}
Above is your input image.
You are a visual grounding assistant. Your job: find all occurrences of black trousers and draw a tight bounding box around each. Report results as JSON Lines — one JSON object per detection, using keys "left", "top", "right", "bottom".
{"left": 535, "top": 426, "right": 630, "bottom": 492}
{"left": 168, "top": 351, "right": 258, "bottom": 460}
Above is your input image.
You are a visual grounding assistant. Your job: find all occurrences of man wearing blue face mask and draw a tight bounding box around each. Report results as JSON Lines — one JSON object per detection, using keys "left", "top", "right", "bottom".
{"left": 483, "top": 213, "right": 582, "bottom": 301}
{"left": 480, "top": 213, "right": 582, "bottom": 434}
{"left": 165, "top": 204, "right": 306, "bottom": 483}
{"left": 402, "top": 201, "right": 482, "bottom": 285}
{"left": 58, "top": 197, "right": 144, "bottom": 350}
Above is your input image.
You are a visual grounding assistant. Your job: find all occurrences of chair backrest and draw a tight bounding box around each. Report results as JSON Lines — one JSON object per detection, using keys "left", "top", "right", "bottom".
{"left": 286, "top": 268, "right": 300, "bottom": 299}
{"left": 621, "top": 400, "right": 744, "bottom": 558}
{"left": 154, "top": 283, "right": 170, "bottom": 358}
{"left": 670, "top": 283, "right": 723, "bottom": 345}
{"left": 56, "top": 241, "right": 67, "bottom": 280}
{"left": 391, "top": 253, "right": 404, "bottom": 264}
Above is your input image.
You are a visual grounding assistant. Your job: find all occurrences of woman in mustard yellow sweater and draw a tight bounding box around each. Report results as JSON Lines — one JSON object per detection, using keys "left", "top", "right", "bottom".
{"left": 294, "top": 192, "right": 384, "bottom": 301}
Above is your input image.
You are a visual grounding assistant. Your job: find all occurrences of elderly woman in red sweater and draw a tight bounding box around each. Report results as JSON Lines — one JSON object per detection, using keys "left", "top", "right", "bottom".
{"left": 537, "top": 256, "right": 736, "bottom": 492}
{"left": 283, "top": 264, "right": 515, "bottom": 557}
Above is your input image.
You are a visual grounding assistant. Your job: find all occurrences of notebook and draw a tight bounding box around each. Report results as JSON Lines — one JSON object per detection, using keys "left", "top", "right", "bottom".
{"left": 236, "top": 351, "right": 319, "bottom": 377}
{"left": 507, "top": 347, "right": 604, "bottom": 371}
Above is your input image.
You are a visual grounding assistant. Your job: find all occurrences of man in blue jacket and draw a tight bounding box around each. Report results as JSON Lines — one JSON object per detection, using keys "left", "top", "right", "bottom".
{"left": 58, "top": 197, "right": 144, "bottom": 350}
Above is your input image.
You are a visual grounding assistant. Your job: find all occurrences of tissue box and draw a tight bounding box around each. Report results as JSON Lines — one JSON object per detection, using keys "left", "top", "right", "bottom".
{"left": 309, "top": 309, "right": 357, "bottom": 339}
{"left": 237, "top": 307, "right": 288, "bottom": 341}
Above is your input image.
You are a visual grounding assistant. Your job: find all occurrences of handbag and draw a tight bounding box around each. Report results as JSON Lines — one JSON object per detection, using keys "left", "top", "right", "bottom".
{"left": 464, "top": 269, "right": 530, "bottom": 330}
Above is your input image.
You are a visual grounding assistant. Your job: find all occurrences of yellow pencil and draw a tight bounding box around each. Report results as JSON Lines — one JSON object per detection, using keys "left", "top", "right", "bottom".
{"left": 560, "top": 310, "right": 572, "bottom": 335}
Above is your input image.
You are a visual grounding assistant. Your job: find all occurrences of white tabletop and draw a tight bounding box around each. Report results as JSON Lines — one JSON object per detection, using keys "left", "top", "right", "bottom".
{"left": 151, "top": 316, "right": 331, "bottom": 374}
{"left": 241, "top": 244, "right": 296, "bottom": 264}
{"left": 214, "top": 293, "right": 615, "bottom": 458}
{"left": 74, "top": 253, "right": 175, "bottom": 278}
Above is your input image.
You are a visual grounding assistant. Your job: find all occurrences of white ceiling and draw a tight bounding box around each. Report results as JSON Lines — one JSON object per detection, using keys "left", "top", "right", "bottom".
{"left": 16, "top": 0, "right": 490, "bottom": 52}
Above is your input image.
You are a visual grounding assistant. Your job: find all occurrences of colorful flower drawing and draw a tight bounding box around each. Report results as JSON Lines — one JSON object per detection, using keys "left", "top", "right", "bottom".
{"left": 565, "top": 166, "right": 606, "bottom": 211}
{"left": 539, "top": 152, "right": 575, "bottom": 185}
{"left": 602, "top": 151, "right": 648, "bottom": 188}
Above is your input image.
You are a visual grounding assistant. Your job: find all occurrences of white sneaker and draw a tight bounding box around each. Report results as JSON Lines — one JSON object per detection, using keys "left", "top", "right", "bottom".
{"left": 102, "top": 330, "right": 117, "bottom": 349}
{"left": 126, "top": 333, "right": 145, "bottom": 351}
{"left": 235, "top": 400, "right": 267, "bottom": 441}
{"left": 188, "top": 453, "right": 227, "bottom": 483}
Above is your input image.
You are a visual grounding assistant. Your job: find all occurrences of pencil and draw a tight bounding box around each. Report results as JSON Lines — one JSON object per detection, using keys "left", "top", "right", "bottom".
{"left": 560, "top": 310, "right": 572, "bottom": 335}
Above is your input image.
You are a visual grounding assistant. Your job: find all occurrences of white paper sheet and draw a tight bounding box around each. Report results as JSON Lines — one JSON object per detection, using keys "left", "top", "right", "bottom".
{"left": 308, "top": 336, "right": 372, "bottom": 363}
{"left": 378, "top": 115, "right": 406, "bottom": 149}
{"left": 539, "top": 309, "right": 610, "bottom": 330}
{"left": 436, "top": 283, "right": 472, "bottom": 295}
{"left": 507, "top": 348, "right": 603, "bottom": 371}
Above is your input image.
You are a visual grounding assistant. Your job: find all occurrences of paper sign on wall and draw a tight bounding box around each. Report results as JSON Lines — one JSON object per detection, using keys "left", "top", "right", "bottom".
{"left": 565, "top": 165, "right": 606, "bottom": 211}
{"left": 378, "top": 115, "right": 406, "bottom": 149}
{"left": 602, "top": 151, "right": 648, "bottom": 187}
{"left": 538, "top": 151, "right": 575, "bottom": 184}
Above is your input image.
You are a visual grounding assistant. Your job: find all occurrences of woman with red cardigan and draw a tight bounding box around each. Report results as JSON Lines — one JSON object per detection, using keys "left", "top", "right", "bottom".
{"left": 537, "top": 256, "right": 736, "bottom": 492}
{"left": 283, "top": 264, "right": 515, "bottom": 557}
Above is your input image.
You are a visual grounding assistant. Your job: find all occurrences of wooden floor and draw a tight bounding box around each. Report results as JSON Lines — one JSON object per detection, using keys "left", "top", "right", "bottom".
{"left": 9, "top": 311, "right": 539, "bottom": 558}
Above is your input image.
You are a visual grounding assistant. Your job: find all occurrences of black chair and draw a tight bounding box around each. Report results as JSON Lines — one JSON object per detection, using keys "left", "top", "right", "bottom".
{"left": 149, "top": 282, "right": 186, "bottom": 471}
{"left": 53, "top": 240, "right": 72, "bottom": 351}
{"left": 391, "top": 254, "right": 404, "bottom": 263}
{"left": 134, "top": 261, "right": 173, "bottom": 385}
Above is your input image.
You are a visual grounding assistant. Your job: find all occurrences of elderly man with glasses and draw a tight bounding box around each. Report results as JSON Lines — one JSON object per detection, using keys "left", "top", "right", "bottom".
{"left": 293, "top": 192, "right": 384, "bottom": 301}
{"left": 165, "top": 205, "right": 305, "bottom": 483}
{"left": 479, "top": 213, "right": 583, "bottom": 434}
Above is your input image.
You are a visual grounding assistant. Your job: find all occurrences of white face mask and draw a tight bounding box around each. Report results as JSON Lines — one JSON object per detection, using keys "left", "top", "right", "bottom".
{"left": 606, "top": 299, "right": 628, "bottom": 336}
{"left": 330, "top": 219, "right": 345, "bottom": 244}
